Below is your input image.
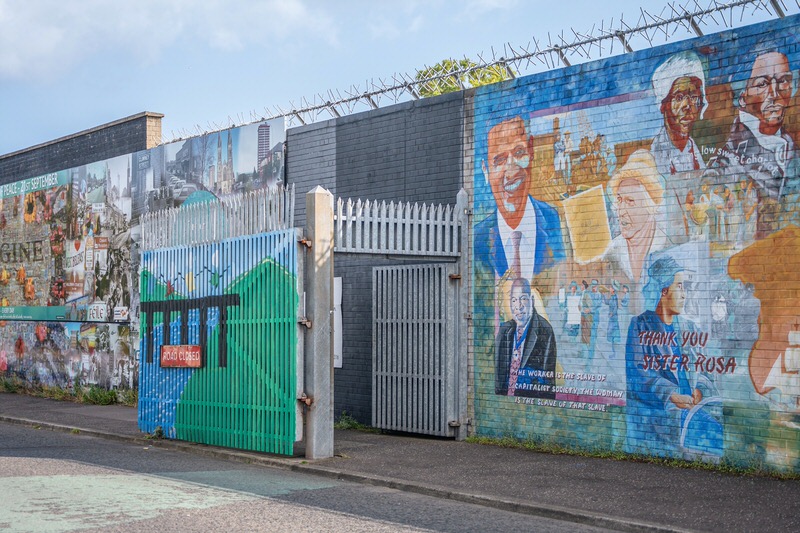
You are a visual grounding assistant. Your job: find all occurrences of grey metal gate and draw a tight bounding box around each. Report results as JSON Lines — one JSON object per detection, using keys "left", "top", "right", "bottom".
{"left": 372, "top": 263, "right": 461, "bottom": 437}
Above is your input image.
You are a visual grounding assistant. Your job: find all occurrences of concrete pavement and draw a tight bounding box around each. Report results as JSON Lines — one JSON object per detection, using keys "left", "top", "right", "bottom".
{"left": 1, "top": 392, "right": 798, "bottom": 533}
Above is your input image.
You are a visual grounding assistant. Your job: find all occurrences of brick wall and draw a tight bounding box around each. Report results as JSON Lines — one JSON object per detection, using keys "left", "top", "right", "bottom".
{"left": 287, "top": 93, "right": 464, "bottom": 423}
{"left": 334, "top": 92, "right": 463, "bottom": 205}
{"left": 1, "top": 12, "right": 797, "bottom": 471}
{"left": 286, "top": 119, "right": 337, "bottom": 228}
{"left": 0, "top": 112, "right": 162, "bottom": 185}
{"left": 471, "top": 13, "right": 800, "bottom": 472}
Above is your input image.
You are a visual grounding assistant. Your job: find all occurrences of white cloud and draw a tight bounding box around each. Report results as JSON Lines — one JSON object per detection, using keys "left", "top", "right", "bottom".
{"left": 459, "top": 0, "right": 520, "bottom": 20}
{"left": 367, "top": 17, "right": 403, "bottom": 40}
{"left": 365, "top": 3, "right": 429, "bottom": 41}
{"left": 0, "top": 0, "right": 338, "bottom": 81}
{"left": 408, "top": 15, "right": 425, "bottom": 33}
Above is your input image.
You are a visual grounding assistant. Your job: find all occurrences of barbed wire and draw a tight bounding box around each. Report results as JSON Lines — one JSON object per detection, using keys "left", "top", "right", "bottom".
{"left": 163, "top": 0, "right": 797, "bottom": 144}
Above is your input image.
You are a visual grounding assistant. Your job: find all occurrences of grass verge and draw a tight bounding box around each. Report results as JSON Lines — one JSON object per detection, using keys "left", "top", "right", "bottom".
{"left": 334, "top": 411, "right": 379, "bottom": 433}
{"left": 466, "top": 435, "right": 800, "bottom": 480}
{"left": 0, "top": 376, "right": 136, "bottom": 408}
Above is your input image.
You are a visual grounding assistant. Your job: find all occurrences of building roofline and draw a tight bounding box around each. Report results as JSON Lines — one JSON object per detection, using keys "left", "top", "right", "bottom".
{"left": 0, "top": 111, "right": 164, "bottom": 160}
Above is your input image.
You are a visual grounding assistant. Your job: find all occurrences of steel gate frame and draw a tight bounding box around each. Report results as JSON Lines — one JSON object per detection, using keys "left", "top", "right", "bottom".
{"left": 334, "top": 189, "right": 469, "bottom": 439}
{"left": 372, "top": 262, "right": 462, "bottom": 437}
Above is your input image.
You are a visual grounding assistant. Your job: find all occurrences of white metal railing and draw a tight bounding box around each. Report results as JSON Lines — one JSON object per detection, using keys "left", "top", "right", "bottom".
{"left": 140, "top": 185, "right": 295, "bottom": 251}
{"left": 334, "top": 190, "right": 466, "bottom": 257}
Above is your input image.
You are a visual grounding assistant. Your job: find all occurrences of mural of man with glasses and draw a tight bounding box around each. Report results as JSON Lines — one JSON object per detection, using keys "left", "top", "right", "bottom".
{"left": 475, "top": 116, "right": 565, "bottom": 280}
{"left": 650, "top": 51, "right": 708, "bottom": 177}
{"left": 495, "top": 277, "right": 557, "bottom": 398}
{"left": 722, "top": 50, "right": 798, "bottom": 199}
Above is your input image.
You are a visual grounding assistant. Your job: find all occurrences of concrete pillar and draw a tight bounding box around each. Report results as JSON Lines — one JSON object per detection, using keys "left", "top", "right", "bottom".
{"left": 304, "top": 186, "right": 334, "bottom": 459}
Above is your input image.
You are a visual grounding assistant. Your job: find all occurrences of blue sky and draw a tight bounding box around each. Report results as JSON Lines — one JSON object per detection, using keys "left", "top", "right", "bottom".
{"left": 0, "top": 0, "right": 784, "bottom": 156}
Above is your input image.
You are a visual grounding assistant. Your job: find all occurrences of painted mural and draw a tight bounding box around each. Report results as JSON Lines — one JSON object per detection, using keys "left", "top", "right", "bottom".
{"left": 0, "top": 321, "right": 135, "bottom": 390}
{"left": 137, "top": 229, "right": 299, "bottom": 455}
{"left": 0, "top": 118, "right": 286, "bottom": 392}
{"left": 0, "top": 160, "right": 132, "bottom": 322}
{"left": 130, "top": 119, "right": 286, "bottom": 226}
{"left": 473, "top": 15, "right": 800, "bottom": 470}
{"left": 0, "top": 156, "right": 136, "bottom": 389}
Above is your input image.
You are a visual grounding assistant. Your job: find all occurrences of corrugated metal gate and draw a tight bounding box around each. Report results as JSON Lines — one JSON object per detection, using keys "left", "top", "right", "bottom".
{"left": 372, "top": 263, "right": 461, "bottom": 437}
{"left": 138, "top": 187, "right": 302, "bottom": 456}
{"left": 334, "top": 190, "right": 468, "bottom": 438}
{"left": 138, "top": 230, "right": 300, "bottom": 454}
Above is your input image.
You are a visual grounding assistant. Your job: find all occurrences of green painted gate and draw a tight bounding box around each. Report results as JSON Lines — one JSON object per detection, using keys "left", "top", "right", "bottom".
{"left": 138, "top": 229, "right": 301, "bottom": 455}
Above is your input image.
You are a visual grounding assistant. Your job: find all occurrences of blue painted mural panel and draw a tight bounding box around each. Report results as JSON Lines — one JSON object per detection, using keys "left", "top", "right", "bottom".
{"left": 472, "top": 13, "right": 800, "bottom": 471}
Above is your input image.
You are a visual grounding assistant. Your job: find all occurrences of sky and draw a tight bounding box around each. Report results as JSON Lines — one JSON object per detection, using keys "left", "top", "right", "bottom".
{"left": 0, "top": 0, "right": 786, "bottom": 156}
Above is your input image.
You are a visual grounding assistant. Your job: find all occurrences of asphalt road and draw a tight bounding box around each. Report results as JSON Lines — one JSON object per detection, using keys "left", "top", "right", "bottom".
{"left": 0, "top": 422, "right": 617, "bottom": 533}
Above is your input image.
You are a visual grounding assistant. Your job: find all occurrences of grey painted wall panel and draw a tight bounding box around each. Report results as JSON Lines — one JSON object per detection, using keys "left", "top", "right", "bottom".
{"left": 286, "top": 119, "right": 337, "bottom": 229}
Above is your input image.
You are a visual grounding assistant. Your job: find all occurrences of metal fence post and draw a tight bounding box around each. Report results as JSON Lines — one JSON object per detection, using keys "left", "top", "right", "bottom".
{"left": 305, "top": 186, "right": 334, "bottom": 459}
{"left": 454, "top": 188, "right": 469, "bottom": 440}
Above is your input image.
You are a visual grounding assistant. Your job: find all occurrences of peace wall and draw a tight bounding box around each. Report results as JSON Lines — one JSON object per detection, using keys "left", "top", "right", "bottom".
{"left": 472, "top": 14, "right": 800, "bottom": 471}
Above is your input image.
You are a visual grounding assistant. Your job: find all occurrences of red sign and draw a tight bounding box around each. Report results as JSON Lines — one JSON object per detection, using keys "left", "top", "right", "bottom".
{"left": 160, "top": 345, "right": 202, "bottom": 368}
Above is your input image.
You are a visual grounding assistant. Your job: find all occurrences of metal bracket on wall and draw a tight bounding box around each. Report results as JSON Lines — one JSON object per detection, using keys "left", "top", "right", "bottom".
{"left": 298, "top": 317, "right": 313, "bottom": 328}
{"left": 298, "top": 237, "right": 312, "bottom": 248}
{"left": 298, "top": 393, "right": 313, "bottom": 407}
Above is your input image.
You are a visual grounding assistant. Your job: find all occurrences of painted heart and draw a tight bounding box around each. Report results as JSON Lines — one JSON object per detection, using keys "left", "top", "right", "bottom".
{"left": 74, "top": 240, "right": 81, "bottom": 252}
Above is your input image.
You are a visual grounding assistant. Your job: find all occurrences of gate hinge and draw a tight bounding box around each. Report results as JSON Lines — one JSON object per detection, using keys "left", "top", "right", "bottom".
{"left": 449, "top": 273, "right": 461, "bottom": 280}
{"left": 298, "top": 393, "right": 313, "bottom": 406}
{"left": 298, "top": 317, "right": 312, "bottom": 328}
{"left": 464, "top": 313, "right": 473, "bottom": 320}
{"left": 448, "top": 420, "right": 461, "bottom": 428}
{"left": 298, "top": 237, "right": 312, "bottom": 248}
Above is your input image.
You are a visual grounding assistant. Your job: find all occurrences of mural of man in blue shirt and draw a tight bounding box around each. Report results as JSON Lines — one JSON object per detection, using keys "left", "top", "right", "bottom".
{"left": 475, "top": 116, "right": 565, "bottom": 280}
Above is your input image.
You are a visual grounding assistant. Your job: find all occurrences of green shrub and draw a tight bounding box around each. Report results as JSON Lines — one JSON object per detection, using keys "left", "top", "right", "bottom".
{"left": 0, "top": 377, "right": 20, "bottom": 393}
{"left": 41, "top": 385, "right": 75, "bottom": 401}
{"left": 1, "top": 378, "right": 126, "bottom": 407}
{"left": 334, "top": 411, "right": 377, "bottom": 432}
{"left": 144, "top": 426, "right": 165, "bottom": 440}
{"left": 82, "top": 385, "right": 117, "bottom": 405}
{"left": 465, "top": 435, "right": 800, "bottom": 480}
{"left": 120, "top": 388, "right": 138, "bottom": 407}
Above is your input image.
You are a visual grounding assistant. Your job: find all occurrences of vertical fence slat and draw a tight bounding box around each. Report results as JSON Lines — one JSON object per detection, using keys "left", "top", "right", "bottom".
{"left": 369, "top": 200, "right": 377, "bottom": 251}
{"left": 139, "top": 186, "right": 295, "bottom": 252}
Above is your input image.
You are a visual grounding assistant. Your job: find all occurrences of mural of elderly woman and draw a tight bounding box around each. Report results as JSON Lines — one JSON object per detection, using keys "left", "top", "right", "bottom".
{"left": 603, "top": 150, "right": 672, "bottom": 295}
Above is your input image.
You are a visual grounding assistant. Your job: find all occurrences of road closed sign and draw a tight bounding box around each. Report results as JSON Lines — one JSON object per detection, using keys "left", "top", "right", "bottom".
{"left": 160, "top": 345, "right": 202, "bottom": 368}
